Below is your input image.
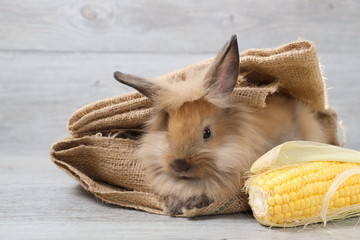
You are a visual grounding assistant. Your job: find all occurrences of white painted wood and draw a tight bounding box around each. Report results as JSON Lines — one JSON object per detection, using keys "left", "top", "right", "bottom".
{"left": 0, "top": 0, "right": 358, "bottom": 53}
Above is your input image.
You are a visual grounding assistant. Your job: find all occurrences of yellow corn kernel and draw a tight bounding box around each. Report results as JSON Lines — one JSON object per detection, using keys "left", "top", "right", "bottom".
{"left": 304, "top": 197, "right": 311, "bottom": 209}
{"left": 274, "top": 205, "right": 281, "bottom": 214}
{"left": 332, "top": 191, "right": 339, "bottom": 199}
{"left": 282, "top": 193, "right": 290, "bottom": 203}
{"left": 338, "top": 188, "right": 345, "bottom": 197}
{"left": 282, "top": 203, "right": 289, "bottom": 213}
{"left": 338, "top": 198, "right": 345, "bottom": 207}
{"left": 309, "top": 195, "right": 316, "bottom": 206}
{"left": 350, "top": 185, "right": 355, "bottom": 195}
{"left": 299, "top": 199, "right": 306, "bottom": 210}
{"left": 302, "top": 186, "right": 309, "bottom": 197}
{"left": 351, "top": 195, "right": 358, "bottom": 204}
{"left": 344, "top": 186, "right": 351, "bottom": 196}
{"left": 275, "top": 213, "right": 284, "bottom": 221}
{"left": 288, "top": 202, "right": 295, "bottom": 212}
{"left": 261, "top": 184, "right": 270, "bottom": 192}
{"left": 277, "top": 174, "right": 287, "bottom": 183}
{"left": 273, "top": 185, "right": 283, "bottom": 195}
{"left": 355, "top": 185, "right": 359, "bottom": 193}
{"left": 296, "top": 188, "right": 303, "bottom": 199}
{"left": 307, "top": 184, "right": 315, "bottom": 195}
{"left": 267, "top": 196, "right": 275, "bottom": 206}
{"left": 268, "top": 206, "right": 274, "bottom": 215}
{"left": 310, "top": 206, "right": 317, "bottom": 214}
{"left": 289, "top": 191, "right": 297, "bottom": 201}
{"left": 314, "top": 195, "right": 320, "bottom": 205}
{"left": 344, "top": 197, "right": 351, "bottom": 206}
{"left": 284, "top": 212, "right": 291, "bottom": 219}
{"left": 281, "top": 183, "right": 291, "bottom": 193}
{"left": 274, "top": 195, "right": 283, "bottom": 205}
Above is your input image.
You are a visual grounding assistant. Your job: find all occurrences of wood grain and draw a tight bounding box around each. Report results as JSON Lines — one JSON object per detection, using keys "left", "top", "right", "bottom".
{"left": 0, "top": 0, "right": 359, "bottom": 53}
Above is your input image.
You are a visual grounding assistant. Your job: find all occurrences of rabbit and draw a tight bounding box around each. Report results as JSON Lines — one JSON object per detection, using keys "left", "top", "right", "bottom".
{"left": 113, "top": 35, "right": 330, "bottom": 216}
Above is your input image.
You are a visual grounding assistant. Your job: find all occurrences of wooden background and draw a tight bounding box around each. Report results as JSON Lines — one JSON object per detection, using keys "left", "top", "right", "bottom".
{"left": 1, "top": 0, "right": 359, "bottom": 239}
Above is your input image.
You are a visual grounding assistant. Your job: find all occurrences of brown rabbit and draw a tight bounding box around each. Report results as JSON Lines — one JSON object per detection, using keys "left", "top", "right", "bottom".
{"left": 114, "top": 35, "right": 331, "bottom": 215}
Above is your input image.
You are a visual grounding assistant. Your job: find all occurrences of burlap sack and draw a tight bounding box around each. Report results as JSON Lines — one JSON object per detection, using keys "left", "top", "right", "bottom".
{"left": 50, "top": 40, "right": 339, "bottom": 217}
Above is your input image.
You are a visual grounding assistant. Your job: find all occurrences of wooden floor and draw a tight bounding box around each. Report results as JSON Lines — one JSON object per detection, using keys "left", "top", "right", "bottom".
{"left": 1, "top": 0, "right": 360, "bottom": 239}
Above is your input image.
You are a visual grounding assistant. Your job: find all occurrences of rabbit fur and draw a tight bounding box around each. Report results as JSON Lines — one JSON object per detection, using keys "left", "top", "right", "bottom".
{"left": 114, "top": 35, "right": 330, "bottom": 215}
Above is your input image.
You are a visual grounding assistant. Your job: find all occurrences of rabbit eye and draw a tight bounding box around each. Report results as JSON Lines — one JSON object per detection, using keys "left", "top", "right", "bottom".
{"left": 203, "top": 127, "right": 212, "bottom": 140}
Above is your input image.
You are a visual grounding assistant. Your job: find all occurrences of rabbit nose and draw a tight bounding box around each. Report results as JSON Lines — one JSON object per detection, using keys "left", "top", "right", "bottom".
{"left": 171, "top": 159, "right": 191, "bottom": 172}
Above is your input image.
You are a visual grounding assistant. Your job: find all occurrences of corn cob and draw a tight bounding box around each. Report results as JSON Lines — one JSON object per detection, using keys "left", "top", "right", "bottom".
{"left": 246, "top": 141, "right": 360, "bottom": 227}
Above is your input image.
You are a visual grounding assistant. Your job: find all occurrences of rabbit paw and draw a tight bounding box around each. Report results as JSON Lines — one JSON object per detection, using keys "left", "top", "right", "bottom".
{"left": 184, "top": 195, "right": 214, "bottom": 210}
{"left": 164, "top": 195, "right": 184, "bottom": 216}
{"left": 164, "top": 194, "right": 213, "bottom": 216}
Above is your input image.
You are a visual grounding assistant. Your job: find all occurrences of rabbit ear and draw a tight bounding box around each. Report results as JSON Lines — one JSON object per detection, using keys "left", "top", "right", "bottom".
{"left": 205, "top": 34, "right": 239, "bottom": 95}
{"left": 114, "top": 71, "right": 159, "bottom": 99}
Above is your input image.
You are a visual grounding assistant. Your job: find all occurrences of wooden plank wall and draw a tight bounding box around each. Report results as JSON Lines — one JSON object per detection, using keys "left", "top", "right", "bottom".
{"left": 1, "top": 0, "right": 359, "bottom": 157}
{"left": 1, "top": 0, "right": 359, "bottom": 53}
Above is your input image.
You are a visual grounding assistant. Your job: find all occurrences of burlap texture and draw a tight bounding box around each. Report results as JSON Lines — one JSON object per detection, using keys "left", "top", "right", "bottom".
{"left": 50, "top": 40, "right": 339, "bottom": 217}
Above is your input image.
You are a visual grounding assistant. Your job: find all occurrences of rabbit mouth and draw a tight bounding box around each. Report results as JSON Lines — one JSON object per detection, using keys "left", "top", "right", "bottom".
{"left": 178, "top": 175, "right": 194, "bottom": 180}
{"left": 175, "top": 172, "right": 198, "bottom": 181}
